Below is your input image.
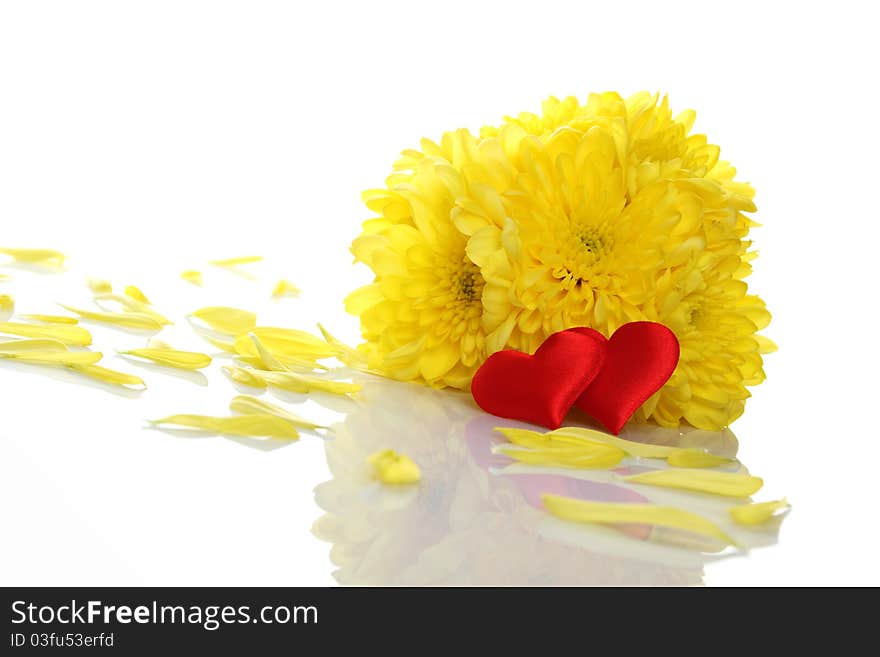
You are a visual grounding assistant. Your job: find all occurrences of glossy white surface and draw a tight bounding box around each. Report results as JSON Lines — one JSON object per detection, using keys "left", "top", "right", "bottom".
{"left": 1, "top": 1, "right": 878, "bottom": 586}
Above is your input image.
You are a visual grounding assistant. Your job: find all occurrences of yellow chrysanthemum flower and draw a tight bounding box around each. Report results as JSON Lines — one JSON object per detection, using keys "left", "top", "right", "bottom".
{"left": 348, "top": 92, "right": 771, "bottom": 429}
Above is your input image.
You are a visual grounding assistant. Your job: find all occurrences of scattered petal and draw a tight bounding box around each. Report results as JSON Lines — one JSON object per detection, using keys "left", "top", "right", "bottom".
{"left": 0, "top": 322, "right": 92, "bottom": 346}
{"left": 93, "top": 294, "right": 172, "bottom": 325}
{"left": 0, "top": 350, "right": 102, "bottom": 366}
{"left": 150, "top": 413, "right": 299, "bottom": 440}
{"left": 190, "top": 306, "right": 257, "bottom": 335}
{"left": 230, "top": 395, "right": 325, "bottom": 430}
{"left": 0, "top": 247, "right": 66, "bottom": 269}
{"left": 0, "top": 294, "right": 13, "bottom": 315}
{"left": 730, "top": 498, "right": 790, "bottom": 526}
{"left": 180, "top": 270, "right": 203, "bottom": 286}
{"left": 368, "top": 449, "right": 421, "bottom": 484}
{"left": 246, "top": 333, "right": 288, "bottom": 371}
{"left": 124, "top": 285, "right": 151, "bottom": 304}
{"left": 209, "top": 255, "right": 263, "bottom": 268}
{"left": 0, "top": 338, "right": 68, "bottom": 352}
{"left": 667, "top": 449, "right": 734, "bottom": 468}
{"left": 624, "top": 468, "right": 763, "bottom": 498}
{"left": 222, "top": 365, "right": 268, "bottom": 388}
{"left": 542, "top": 494, "right": 736, "bottom": 547}
{"left": 60, "top": 305, "right": 163, "bottom": 331}
{"left": 88, "top": 278, "right": 112, "bottom": 294}
{"left": 258, "top": 370, "right": 361, "bottom": 396}
{"left": 69, "top": 364, "right": 146, "bottom": 389}
{"left": 246, "top": 326, "right": 337, "bottom": 359}
{"left": 317, "top": 322, "right": 370, "bottom": 369}
{"left": 20, "top": 314, "right": 79, "bottom": 325}
{"left": 494, "top": 444, "right": 625, "bottom": 469}
{"left": 272, "top": 280, "right": 301, "bottom": 298}
{"left": 551, "top": 426, "right": 679, "bottom": 459}
{"left": 121, "top": 348, "right": 212, "bottom": 370}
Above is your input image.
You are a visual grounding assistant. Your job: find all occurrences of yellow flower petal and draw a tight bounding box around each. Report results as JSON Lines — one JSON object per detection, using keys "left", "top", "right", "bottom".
{"left": 229, "top": 395, "right": 325, "bottom": 430}
{"left": 272, "top": 279, "right": 301, "bottom": 298}
{"left": 0, "top": 247, "right": 66, "bottom": 269}
{"left": 190, "top": 306, "right": 257, "bottom": 335}
{"left": 551, "top": 426, "right": 679, "bottom": 459}
{"left": 180, "top": 270, "right": 203, "bottom": 286}
{"left": 495, "top": 444, "right": 625, "bottom": 469}
{"left": 317, "top": 322, "right": 369, "bottom": 369}
{"left": 542, "top": 494, "right": 736, "bottom": 546}
{"left": 667, "top": 448, "right": 734, "bottom": 468}
{"left": 0, "top": 322, "right": 92, "bottom": 346}
{"left": 258, "top": 370, "right": 361, "bottom": 396}
{"left": 93, "top": 294, "right": 172, "bottom": 325}
{"left": 150, "top": 413, "right": 299, "bottom": 440}
{"left": 88, "top": 278, "right": 112, "bottom": 294}
{"left": 249, "top": 326, "right": 337, "bottom": 358}
{"left": 0, "top": 350, "right": 102, "bottom": 366}
{"left": 69, "top": 364, "right": 146, "bottom": 389}
{"left": 60, "top": 305, "right": 163, "bottom": 331}
{"left": 222, "top": 365, "right": 268, "bottom": 388}
{"left": 0, "top": 338, "right": 68, "bottom": 352}
{"left": 246, "top": 333, "right": 287, "bottom": 371}
{"left": 121, "top": 348, "right": 212, "bottom": 370}
{"left": 624, "top": 468, "right": 763, "bottom": 498}
{"left": 730, "top": 498, "right": 790, "bottom": 526}
{"left": 20, "top": 314, "right": 79, "bottom": 325}
{"left": 0, "top": 295, "right": 13, "bottom": 314}
{"left": 209, "top": 255, "right": 263, "bottom": 268}
{"left": 124, "top": 285, "right": 151, "bottom": 304}
{"left": 368, "top": 449, "right": 421, "bottom": 484}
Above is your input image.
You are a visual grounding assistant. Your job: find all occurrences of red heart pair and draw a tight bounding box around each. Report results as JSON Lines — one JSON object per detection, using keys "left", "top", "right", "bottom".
{"left": 470, "top": 322, "right": 679, "bottom": 434}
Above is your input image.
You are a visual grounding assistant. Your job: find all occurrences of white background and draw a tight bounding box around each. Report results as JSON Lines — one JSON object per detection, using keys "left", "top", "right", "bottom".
{"left": 1, "top": 0, "right": 878, "bottom": 585}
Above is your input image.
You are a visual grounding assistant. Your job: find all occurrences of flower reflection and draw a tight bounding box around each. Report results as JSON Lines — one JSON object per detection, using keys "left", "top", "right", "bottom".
{"left": 312, "top": 376, "right": 783, "bottom": 585}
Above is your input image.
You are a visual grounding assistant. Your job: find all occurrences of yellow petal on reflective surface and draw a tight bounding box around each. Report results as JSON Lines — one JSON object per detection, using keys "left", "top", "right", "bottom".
{"left": 229, "top": 395, "right": 325, "bottom": 430}
{"left": 247, "top": 333, "right": 287, "bottom": 371}
{"left": 209, "top": 255, "right": 263, "bottom": 268}
{"left": 150, "top": 413, "right": 299, "bottom": 440}
{"left": 203, "top": 336, "right": 237, "bottom": 353}
{"left": 190, "top": 306, "right": 257, "bottom": 335}
{"left": 368, "top": 449, "right": 421, "bottom": 484}
{"left": 0, "top": 350, "right": 103, "bottom": 366}
{"left": 20, "top": 314, "right": 79, "bottom": 325}
{"left": 88, "top": 278, "right": 112, "bottom": 294}
{"left": 180, "top": 270, "right": 203, "bottom": 286}
{"left": 272, "top": 280, "right": 301, "bottom": 298}
{"left": 542, "top": 494, "right": 736, "bottom": 547}
{"left": 495, "top": 444, "right": 625, "bottom": 469}
{"left": 0, "top": 248, "right": 66, "bottom": 269}
{"left": 0, "top": 338, "right": 68, "bottom": 352}
{"left": 121, "top": 348, "right": 212, "bottom": 370}
{"left": 60, "top": 305, "right": 163, "bottom": 331}
{"left": 624, "top": 468, "right": 763, "bottom": 498}
{"left": 248, "top": 326, "right": 337, "bottom": 359}
{"left": 551, "top": 426, "right": 679, "bottom": 459}
{"left": 70, "top": 364, "right": 146, "bottom": 389}
{"left": 667, "top": 449, "right": 734, "bottom": 468}
{"left": 93, "top": 294, "right": 172, "bottom": 325}
{"left": 222, "top": 365, "right": 268, "bottom": 388}
{"left": 317, "top": 322, "right": 369, "bottom": 369}
{"left": 124, "top": 285, "right": 151, "bottom": 304}
{"left": 0, "top": 322, "right": 92, "bottom": 346}
{"left": 730, "top": 498, "right": 790, "bottom": 526}
{"left": 258, "top": 370, "right": 361, "bottom": 396}
{"left": 0, "top": 294, "right": 13, "bottom": 314}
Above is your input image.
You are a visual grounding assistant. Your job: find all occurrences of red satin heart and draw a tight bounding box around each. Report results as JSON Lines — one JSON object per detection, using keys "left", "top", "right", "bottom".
{"left": 574, "top": 321, "right": 679, "bottom": 435}
{"left": 471, "top": 328, "right": 607, "bottom": 429}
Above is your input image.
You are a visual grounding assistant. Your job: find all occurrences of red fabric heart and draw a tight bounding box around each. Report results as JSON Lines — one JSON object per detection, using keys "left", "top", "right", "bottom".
{"left": 574, "top": 321, "right": 679, "bottom": 435}
{"left": 471, "top": 328, "right": 607, "bottom": 429}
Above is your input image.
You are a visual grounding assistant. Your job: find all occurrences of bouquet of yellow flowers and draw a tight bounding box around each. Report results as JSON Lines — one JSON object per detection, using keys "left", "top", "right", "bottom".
{"left": 346, "top": 92, "right": 774, "bottom": 431}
